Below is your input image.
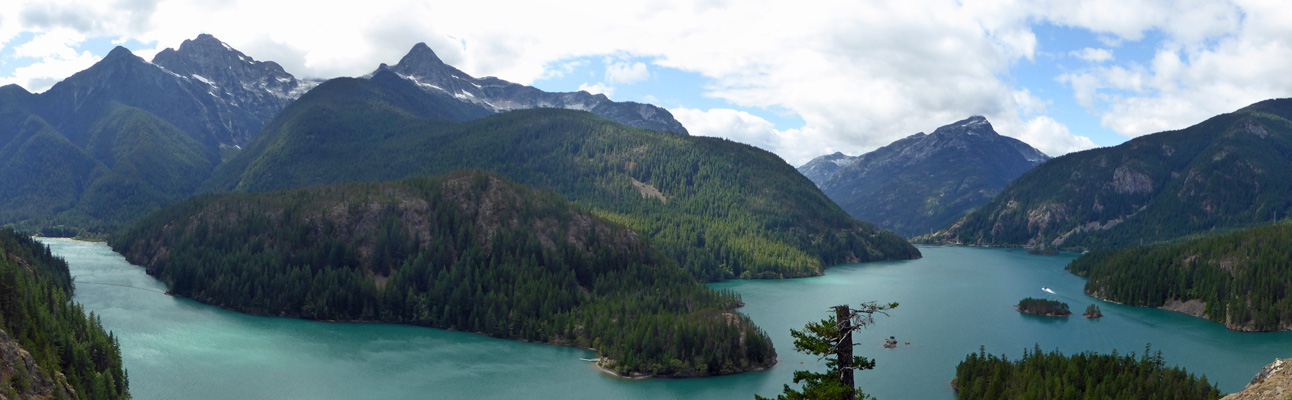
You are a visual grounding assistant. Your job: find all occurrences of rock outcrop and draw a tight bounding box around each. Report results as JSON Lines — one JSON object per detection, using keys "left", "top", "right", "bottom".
{"left": 0, "top": 329, "right": 77, "bottom": 400}
{"left": 1223, "top": 358, "right": 1292, "bottom": 400}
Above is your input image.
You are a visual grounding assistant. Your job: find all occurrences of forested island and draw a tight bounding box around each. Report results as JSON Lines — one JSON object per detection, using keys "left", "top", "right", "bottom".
{"left": 1015, "top": 298, "right": 1071, "bottom": 317}
{"left": 954, "top": 345, "right": 1221, "bottom": 399}
{"left": 111, "top": 170, "right": 776, "bottom": 377}
{"left": 0, "top": 228, "right": 129, "bottom": 399}
{"left": 1068, "top": 223, "right": 1292, "bottom": 331}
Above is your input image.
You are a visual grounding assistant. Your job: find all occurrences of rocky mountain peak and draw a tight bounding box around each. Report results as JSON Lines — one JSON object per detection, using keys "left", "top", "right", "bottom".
{"left": 375, "top": 43, "right": 689, "bottom": 135}
{"left": 932, "top": 115, "right": 996, "bottom": 137}
{"left": 399, "top": 42, "right": 446, "bottom": 67}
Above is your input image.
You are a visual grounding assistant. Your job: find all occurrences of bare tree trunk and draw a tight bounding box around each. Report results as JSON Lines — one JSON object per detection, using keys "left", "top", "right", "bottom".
{"left": 835, "top": 305, "right": 854, "bottom": 399}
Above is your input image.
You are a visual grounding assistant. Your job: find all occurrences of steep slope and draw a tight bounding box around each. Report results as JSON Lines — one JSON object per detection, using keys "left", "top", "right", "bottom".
{"left": 113, "top": 170, "right": 776, "bottom": 377}
{"left": 796, "top": 152, "right": 856, "bottom": 187}
{"left": 375, "top": 43, "right": 689, "bottom": 134}
{"left": 205, "top": 77, "right": 919, "bottom": 280}
{"left": 932, "top": 99, "right": 1292, "bottom": 250}
{"left": 821, "top": 116, "right": 1049, "bottom": 237}
{"left": 0, "top": 35, "right": 294, "bottom": 235}
{"left": 0, "top": 229, "right": 129, "bottom": 399}
{"left": 1068, "top": 222, "right": 1292, "bottom": 332}
{"left": 151, "top": 33, "right": 319, "bottom": 145}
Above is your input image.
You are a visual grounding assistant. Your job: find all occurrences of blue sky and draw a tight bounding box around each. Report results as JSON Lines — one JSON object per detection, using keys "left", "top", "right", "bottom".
{"left": 2, "top": 0, "right": 1287, "bottom": 165}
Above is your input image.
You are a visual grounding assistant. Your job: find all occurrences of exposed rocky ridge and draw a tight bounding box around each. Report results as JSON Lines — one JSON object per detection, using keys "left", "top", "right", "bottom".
{"left": 152, "top": 33, "right": 321, "bottom": 145}
{"left": 932, "top": 99, "right": 1292, "bottom": 250}
{"left": 0, "top": 329, "right": 77, "bottom": 400}
{"left": 1223, "top": 359, "right": 1292, "bottom": 400}
{"left": 375, "top": 43, "right": 689, "bottom": 134}
{"left": 818, "top": 116, "right": 1049, "bottom": 237}
{"left": 796, "top": 151, "right": 856, "bottom": 187}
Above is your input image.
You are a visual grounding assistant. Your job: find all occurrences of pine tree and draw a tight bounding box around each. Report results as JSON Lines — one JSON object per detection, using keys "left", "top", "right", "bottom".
{"left": 757, "top": 302, "right": 897, "bottom": 400}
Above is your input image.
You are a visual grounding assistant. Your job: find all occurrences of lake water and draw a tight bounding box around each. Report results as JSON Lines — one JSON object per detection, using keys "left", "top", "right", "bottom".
{"left": 43, "top": 239, "right": 1292, "bottom": 399}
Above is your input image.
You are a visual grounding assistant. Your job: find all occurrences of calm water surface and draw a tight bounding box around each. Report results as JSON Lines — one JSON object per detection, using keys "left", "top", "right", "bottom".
{"left": 43, "top": 239, "right": 1292, "bottom": 399}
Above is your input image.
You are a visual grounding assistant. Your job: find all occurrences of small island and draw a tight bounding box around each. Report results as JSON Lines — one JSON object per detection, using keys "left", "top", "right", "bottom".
{"left": 1083, "top": 304, "right": 1104, "bottom": 319}
{"left": 1016, "top": 297, "right": 1071, "bottom": 317}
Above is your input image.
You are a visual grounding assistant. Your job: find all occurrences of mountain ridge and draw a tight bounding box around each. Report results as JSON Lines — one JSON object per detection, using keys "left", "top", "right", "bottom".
{"left": 930, "top": 98, "right": 1292, "bottom": 250}
{"left": 375, "top": 42, "right": 689, "bottom": 135}
{"left": 814, "top": 116, "right": 1049, "bottom": 237}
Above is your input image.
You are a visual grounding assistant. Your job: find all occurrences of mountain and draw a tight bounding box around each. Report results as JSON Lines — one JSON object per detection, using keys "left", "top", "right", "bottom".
{"left": 1068, "top": 222, "right": 1292, "bottom": 332}
{"left": 151, "top": 33, "right": 320, "bottom": 146}
{"left": 796, "top": 152, "right": 856, "bottom": 187}
{"left": 205, "top": 76, "right": 919, "bottom": 280}
{"left": 0, "top": 35, "right": 305, "bottom": 235}
{"left": 0, "top": 228, "right": 128, "bottom": 399}
{"left": 374, "top": 43, "right": 689, "bottom": 134}
{"left": 930, "top": 99, "right": 1292, "bottom": 250}
{"left": 112, "top": 170, "right": 776, "bottom": 377}
{"left": 818, "top": 116, "right": 1049, "bottom": 237}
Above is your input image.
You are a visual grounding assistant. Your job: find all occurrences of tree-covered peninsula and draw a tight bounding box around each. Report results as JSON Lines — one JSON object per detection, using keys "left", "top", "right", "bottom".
{"left": 111, "top": 170, "right": 775, "bottom": 377}
{"left": 1068, "top": 222, "right": 1292, "bottom": 332}
{"left": 0, "top": 228, "right": 129, "bottom": 399}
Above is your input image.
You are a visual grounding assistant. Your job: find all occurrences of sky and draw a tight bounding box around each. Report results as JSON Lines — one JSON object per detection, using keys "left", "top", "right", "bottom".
{"left": 2, "top": 0, "right": 1290, "bottom": 166}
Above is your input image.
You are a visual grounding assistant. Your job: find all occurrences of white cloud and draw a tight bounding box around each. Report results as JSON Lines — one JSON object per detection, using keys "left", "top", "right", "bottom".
{"left": 671, "top": 107, "right": 822, "bottom": 165}
{"left": 1054, "top": 0, "right": 1292, "bottom": 137}
{"left": 1003, "top": 116, "right": 1098, "bottom": 157}
{"left": 604, "top": 59, "right": 648, "bottom": 84}
{"left": 1, "top": 28, "right": 99, "bottom": 92}
{"left": 577, "top": 82, "right": 613, "bottom": 98}
{"left": 1070, "top": 47, "right": 1113, "bottom": 63}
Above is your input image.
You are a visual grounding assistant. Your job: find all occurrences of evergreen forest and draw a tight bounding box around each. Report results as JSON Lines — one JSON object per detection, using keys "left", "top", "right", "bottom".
{"left": 111, "top": 170, "right": 776, "bottom": 377}
{"left": 955, "top": 345, "right": 1220, "bottom": 400}
{"left": 1068, "top": 222, "right": 1292, "bottom": 331}
{"left": 0, "top": 228, "right": 129, "bottom": 399}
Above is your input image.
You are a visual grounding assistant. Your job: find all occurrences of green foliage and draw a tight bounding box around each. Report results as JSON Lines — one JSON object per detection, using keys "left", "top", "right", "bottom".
{"left": 955, "top": 345, "right": 1220, "bottom": 400}
{"left": 757, "top": 302, "right": 896, "bottom": 400}
{"left": 935, "top": 99, "right": 1292, "bottom": 251}
{"left": 1016, "top": 298, "right": 1071, "bottom": 317}
{"left": 206, "top": 78, "right": 919, "bottom": 280}
{"left": 0, "top": 228, "right": 129, "bottom": 399}
{"left": 1068, "top": 222, "right": 1292, "bottom": 331}
{"left": 112, "top": 170, "right": 776, "bottom": 377}
{"left": 0, "top": 103, "right": 219, "bottom": 238}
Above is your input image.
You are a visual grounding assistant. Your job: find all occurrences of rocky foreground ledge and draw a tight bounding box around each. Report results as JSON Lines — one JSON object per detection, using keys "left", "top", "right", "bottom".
{"left": 1223, "top": 358, "right": 1292, "bottom": 400}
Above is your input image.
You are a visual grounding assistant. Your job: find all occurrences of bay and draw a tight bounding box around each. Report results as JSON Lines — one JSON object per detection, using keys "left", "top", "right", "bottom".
{"left": 43, "top": 239, "right": 1292, "bottom": 399}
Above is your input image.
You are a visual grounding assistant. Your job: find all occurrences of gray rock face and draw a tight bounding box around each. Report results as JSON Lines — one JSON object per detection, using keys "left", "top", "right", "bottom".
{"left": 797, "top": 152, "right": 857, "bottom": 187}
{"left": 375, "top": 43, "right": 689, "bottom": 134}
{"left": 152, "top": 33, "right": 320, "bottom": 144}
{"left": 819, "top": 116, "right": 1050, "bottom": 237}
{"left": 0, "top": 329, "right": 77, "bottom": 400}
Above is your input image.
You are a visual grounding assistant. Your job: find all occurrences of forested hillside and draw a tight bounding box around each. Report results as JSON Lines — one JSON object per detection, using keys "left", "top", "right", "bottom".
{"left": 930, "top": 98, "right": 1292, "bottom": 251}
{"left": 204, "top": 76, "right": 919, "bottom": 280}
{"left": 0, "top": 228, "right": 129, "bottom": 399}
{"left": 955, "top": 345, "right": 1219, "bottom": 400}
{"left": 1068, "top": 222, "right": 1292, "bottom": 332}
{"left": 112, "top": 170, "right": 776, "bottom": 377}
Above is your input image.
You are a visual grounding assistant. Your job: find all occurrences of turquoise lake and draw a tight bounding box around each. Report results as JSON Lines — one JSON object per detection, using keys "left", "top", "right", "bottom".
{"left": 43, "top": 239, "right": 1292, "bottom": 399}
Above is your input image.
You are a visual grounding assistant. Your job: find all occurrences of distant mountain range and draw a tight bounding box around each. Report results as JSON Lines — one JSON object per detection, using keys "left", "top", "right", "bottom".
{"left": 796, "top": 152, "right": 856, "bottom": 187}
{"left": 202, "top": 73, "right": 919, "bottom": 279}
{"left": 0, "top": 35, "right": 691, "bottom": 235}
{"left": 374, "top": 43, "right": 688, "bottom": 134}
{"left": 931, "top": 98, "right": 1292, "bottom": 250}
{"left": 802, "top": 116, "right": 1049, "bottom": 237}
{"left": 0, "top": 35, "right": 300, "bottom": 233}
